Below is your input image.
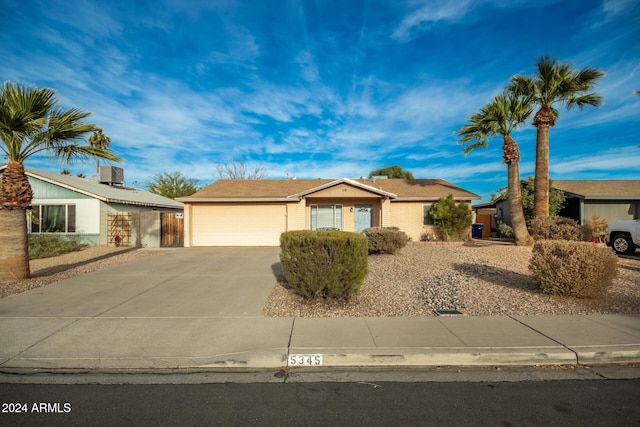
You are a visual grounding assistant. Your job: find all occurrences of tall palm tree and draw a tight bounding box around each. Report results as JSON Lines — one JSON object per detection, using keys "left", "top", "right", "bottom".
{"left": 0, "top": 81, "right": 121, "bottom": 282}
{"left": 511, "top": 56, "right": 605, "bottom": 218}
{"left": 458, "top": 89, "right": 534, "bottom": 246}
{"left": 88, "top": 128, "right": 111, "bottom": 173}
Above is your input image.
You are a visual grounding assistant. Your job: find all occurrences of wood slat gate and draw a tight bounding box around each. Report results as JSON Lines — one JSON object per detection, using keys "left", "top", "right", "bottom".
{"left": 161, "top": 213, "right": 184, "bottom": 247}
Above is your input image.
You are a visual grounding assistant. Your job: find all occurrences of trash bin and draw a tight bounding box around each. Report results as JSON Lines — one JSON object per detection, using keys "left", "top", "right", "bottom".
{"left": 472, "top": 223, "right": 484, "bottom": 239}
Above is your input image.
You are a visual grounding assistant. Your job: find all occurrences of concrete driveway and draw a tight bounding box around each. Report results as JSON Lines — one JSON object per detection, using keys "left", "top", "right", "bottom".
{"left": 0, "top": 247, "right": 282, "bottom": 318}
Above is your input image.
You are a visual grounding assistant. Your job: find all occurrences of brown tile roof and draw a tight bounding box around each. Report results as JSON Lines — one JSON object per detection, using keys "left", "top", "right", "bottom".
{"left": 553, "top": 180, "right": 640, "bottom": 198}
{"left": 184, "top": 178, "right": 480, "bottom": 201}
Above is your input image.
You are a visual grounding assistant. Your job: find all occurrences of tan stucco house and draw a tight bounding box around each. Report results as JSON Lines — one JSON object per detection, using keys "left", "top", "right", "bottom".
{"left": 178, "top": 178, "right": 480, "bottom": 246}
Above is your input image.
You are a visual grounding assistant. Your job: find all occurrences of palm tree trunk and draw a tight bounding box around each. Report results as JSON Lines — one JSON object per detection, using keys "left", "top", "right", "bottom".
{"left": 508, "top": 162, "right": 533, "bottom": 246}
{"left": 533, "top": 124, "right": 550, "bottom": 218}
{"left": 532, "top": 106, "right": 555, "bottom": 218}
{"left": 0, "top": 208, "right": 30, "bottom": 282}
{"left": 503, "top": 135, "right": 533, "bottom": 246}
{"left": 0, "top": 160, "right": 34, "bottom": 282}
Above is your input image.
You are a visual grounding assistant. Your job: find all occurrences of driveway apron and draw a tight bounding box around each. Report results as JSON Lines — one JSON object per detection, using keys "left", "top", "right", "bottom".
{"left": 0, "top": 247, "right": 282, "bottom": 318}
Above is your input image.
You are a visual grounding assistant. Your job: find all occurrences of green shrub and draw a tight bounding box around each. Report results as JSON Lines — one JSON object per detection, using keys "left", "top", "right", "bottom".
{"left": 429, "top": 194, "right": 473, "bottom": 241}
{"left": 363, "top": 227, "right": 410, "bottom": 254}
{"left": 498, "top": 223, "right": 514, "bottom": 238}
{"left": 28, "top": 234, "right": 87, "bottom": 260}
{"left": 528, "top": 240, "right": 618, "bottom": 298}
{"left": 279, "top": 230, "right": 369, "bottom": 300}
{"left": 529, "top": 216, "right": 584, "bottom": 241}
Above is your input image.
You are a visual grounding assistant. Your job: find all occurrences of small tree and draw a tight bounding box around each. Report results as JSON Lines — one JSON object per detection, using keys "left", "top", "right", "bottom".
{"left": 520, "top": 176, "right": 566, "bottom": 224}
{"left": 369, "top": 165, "right": 414, "bottom": 179}
{"left": 429, "top": 194, "right": 473, "bottom": 241}
{"left": 215, "top": 161, "right": 267, "bottom": 180}
{"left": 497, "top": 176, "right": 566, "bottom": 225}
{"left": 146, "top": 172, "right": 200, "bottom": 199}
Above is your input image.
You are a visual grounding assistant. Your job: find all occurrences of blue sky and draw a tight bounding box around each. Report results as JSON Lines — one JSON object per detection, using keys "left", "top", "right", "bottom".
{"left": 2, "top": 0, "right": 639, "bottom": 201}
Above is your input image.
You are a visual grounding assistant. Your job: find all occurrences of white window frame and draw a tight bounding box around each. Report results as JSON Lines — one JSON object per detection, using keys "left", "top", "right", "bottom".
{"left": 28, "top": 204, "right": 76, "bottom": 233}
{"left": 310, "top": 204, "right": 343, "bottom": 230}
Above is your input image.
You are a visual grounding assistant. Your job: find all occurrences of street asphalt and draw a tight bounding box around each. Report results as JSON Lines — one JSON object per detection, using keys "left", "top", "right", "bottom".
{"left": 0, "top": 247, "right": 639, "bottom": 371}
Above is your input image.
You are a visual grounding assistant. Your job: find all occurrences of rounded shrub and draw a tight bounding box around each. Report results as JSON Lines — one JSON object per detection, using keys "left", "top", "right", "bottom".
{"left": 528, "top": 240, "right": 618, "bottom": 298}
{"left": 529, "top": 216, "right": 584, "bottom": 241}
{"left": 279, "top": 230, "right": 369, "bottom": 300}
{"left": 362, "top": 227, "right": 410, "bottom": 254}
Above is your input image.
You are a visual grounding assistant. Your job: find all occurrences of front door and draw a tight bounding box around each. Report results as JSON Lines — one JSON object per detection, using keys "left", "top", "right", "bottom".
{"left": 354, "top": 204, "right": 373, "bottom": 233}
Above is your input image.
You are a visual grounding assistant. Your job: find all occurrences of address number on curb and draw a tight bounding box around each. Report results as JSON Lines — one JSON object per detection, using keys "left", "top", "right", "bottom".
{"left": 288, "top": 354, "right": 323, "bottom": 366}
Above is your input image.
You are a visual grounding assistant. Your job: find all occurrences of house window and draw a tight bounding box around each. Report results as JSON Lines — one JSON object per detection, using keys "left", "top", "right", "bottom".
{"left": 310, "top": 204, "right": 343, "bottom": 230}
{"left": 29, "top": 204, "right": 76, "bottom": 233}
{"left": 423, "top": 204, "right": 434, "bottom": 225}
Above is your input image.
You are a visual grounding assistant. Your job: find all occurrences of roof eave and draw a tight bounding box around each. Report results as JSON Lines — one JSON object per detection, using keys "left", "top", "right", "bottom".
{"left": 288, "top": 178, "right": 398, "bottom": 199}
{"left": 178, "top": 197, "right": 298, "bottom": 203}
{"left": 394, "top": 196, "right": 481, "bottom": 202}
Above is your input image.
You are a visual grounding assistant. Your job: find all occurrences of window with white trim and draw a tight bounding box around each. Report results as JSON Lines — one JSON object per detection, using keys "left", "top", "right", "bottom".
{"left": 310, "top": 204, "right": 343, "bottom": 230}
{"left": 29, "top": 204, "right": 76, "bottom": 233}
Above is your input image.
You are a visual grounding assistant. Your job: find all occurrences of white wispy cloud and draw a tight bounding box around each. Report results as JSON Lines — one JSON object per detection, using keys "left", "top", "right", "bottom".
{"left": 550, "top": 146, "right": 640, "bottom": 176}
{"left": 392, "top": 0, "right": 474, "bottom": 41}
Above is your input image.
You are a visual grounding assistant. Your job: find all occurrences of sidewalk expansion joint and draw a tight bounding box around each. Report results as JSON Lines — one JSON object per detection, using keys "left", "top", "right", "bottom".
{"left": 508, "top": 315, "right": 579, "bottom": 365}
{"left": 0, "top": 318, "right": 81, "bottom": 368}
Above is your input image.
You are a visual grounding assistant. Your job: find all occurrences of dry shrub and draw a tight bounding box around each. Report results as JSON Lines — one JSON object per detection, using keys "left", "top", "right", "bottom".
{"left": 528, "top": 240, "right": 618, "bottom": 298}
{"left": 279, "top": 230, "right": 369, "bottom": 300}
{"left": 363, "top": 227, "right": 410, "bottom": 254}
{"left": 530, "top": 216, "right": 584, "bottom": 241}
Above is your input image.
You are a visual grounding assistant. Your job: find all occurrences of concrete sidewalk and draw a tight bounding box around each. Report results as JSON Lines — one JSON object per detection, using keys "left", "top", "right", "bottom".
{"left": 1, "top": 248, "right": 639, "bottom": 371}
{"left": 1, "top": 314, "right": 639, "bottom": 370}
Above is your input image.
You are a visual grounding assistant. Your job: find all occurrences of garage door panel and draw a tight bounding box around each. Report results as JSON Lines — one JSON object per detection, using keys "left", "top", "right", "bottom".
{"left": 192, "top": 204, "right": 286, "bottom": 246}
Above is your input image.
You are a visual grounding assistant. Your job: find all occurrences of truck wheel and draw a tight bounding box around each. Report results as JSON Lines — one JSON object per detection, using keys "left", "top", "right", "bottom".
{"left": 611, "top": 234, "right": 635, "bottom": 255}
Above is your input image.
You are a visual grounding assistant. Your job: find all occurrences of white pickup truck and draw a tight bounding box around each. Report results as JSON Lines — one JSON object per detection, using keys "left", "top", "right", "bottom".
{"left": 606, "top": 219, "right": 640, "bottom": 255}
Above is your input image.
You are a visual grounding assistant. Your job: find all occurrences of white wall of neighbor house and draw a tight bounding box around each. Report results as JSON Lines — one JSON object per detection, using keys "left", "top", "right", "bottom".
{"left": 29, "top": 197, "right": 101, "bottom": 245}
{"left": 30, "top": 197, "right": 101, "bottom": 234}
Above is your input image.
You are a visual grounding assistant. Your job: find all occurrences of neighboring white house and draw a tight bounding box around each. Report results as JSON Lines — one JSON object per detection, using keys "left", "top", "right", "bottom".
{"left": 0, "top": 165, "right": 184, "bottom": 247}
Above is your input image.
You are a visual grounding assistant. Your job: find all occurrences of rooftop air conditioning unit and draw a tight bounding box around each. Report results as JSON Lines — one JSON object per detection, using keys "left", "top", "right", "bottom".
{"left": 99, "top": 166, "right": 124, "bottom": 185}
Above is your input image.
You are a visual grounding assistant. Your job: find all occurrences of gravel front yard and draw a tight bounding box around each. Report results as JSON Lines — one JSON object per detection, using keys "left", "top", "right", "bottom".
{"left": 262, "top": 241, "right": 640, "bottom": 317}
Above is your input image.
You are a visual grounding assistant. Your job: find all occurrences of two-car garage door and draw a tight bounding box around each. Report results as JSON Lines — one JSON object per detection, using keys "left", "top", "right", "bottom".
{"left": 191, "top": 204, "right": 287, "bottom": 246}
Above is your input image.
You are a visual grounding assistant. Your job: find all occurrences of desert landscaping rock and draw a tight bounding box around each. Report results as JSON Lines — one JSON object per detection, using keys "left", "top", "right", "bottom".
{"left": 263, "top": 243, "right": 640, "bottom": 317}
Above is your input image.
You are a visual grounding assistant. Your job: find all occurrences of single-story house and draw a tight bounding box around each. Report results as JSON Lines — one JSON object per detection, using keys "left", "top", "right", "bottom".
{"left": 473, "top": 180, "right": 640, "bottom": 235}
{"left": 554, "top": 180, "right": 640, "bottom": 225}
{"left": 177, "top": 177, "right": 480, "bottom": 246}
{"left": 0, "top": 165, "right": 184, "bottom": 247}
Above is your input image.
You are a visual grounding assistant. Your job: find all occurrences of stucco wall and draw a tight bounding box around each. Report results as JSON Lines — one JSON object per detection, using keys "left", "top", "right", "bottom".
{"left": 387, "top": 201, "right": 426, "bottom": 241}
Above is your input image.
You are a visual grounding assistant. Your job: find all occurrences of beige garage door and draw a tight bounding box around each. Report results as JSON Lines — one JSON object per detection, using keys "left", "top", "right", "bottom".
{"left": 191, "top": 203, "right": 287, "bottom": 246}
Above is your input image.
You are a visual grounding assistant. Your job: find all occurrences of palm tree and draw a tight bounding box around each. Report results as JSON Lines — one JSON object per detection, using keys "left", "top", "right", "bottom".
{"left": 458, "top": 89, "right": 534, "bottom": 246}
{"left": 88, "top": 128, "right": 111, "bottom": 173}
{"left": 510, "top": 56, "right": 605, "bottom": 218}
{"left": 0, "top": 81, "right": 121, "bottom": 282}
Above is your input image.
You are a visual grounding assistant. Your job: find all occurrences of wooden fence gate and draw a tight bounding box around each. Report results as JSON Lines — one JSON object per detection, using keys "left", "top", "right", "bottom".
{"left": 161, "top": 212, "right": 184, "bottom": 247}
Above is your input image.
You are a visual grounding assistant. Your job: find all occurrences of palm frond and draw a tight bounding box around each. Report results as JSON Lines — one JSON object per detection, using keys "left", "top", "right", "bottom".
{"left": 1, "top": 81, "right": 120, "bottom": 167}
